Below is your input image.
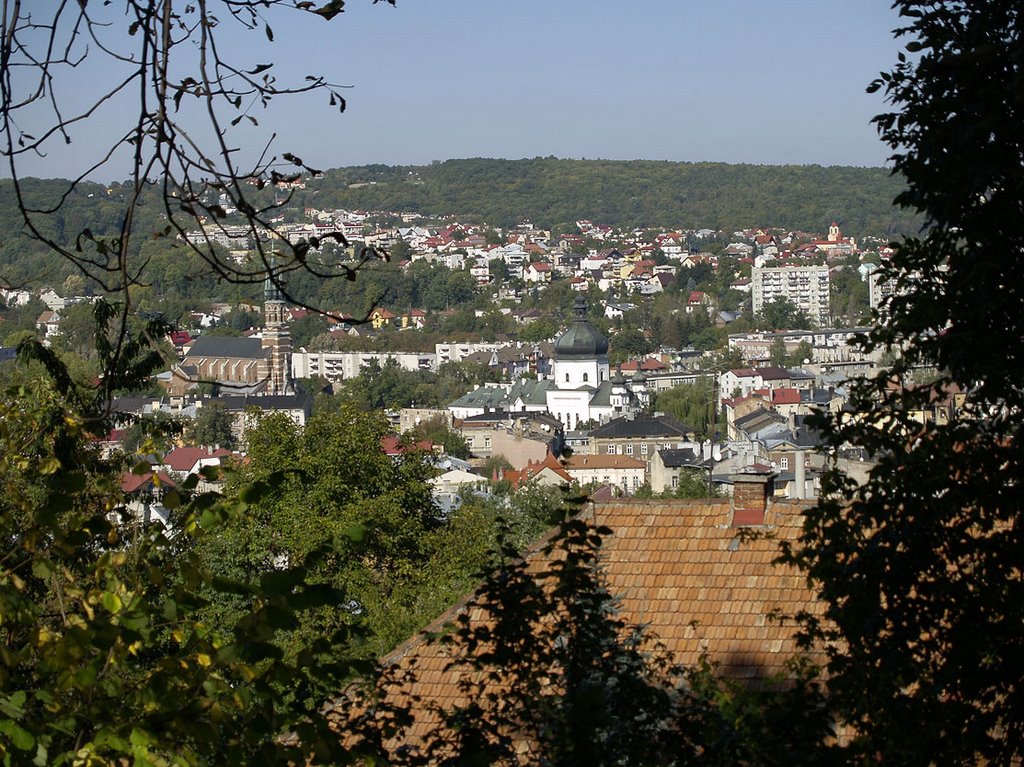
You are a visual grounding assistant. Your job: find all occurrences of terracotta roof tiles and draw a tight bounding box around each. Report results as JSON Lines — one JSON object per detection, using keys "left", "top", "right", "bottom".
{"left": 339, "top": 497, "right": 825, "bottom": 752}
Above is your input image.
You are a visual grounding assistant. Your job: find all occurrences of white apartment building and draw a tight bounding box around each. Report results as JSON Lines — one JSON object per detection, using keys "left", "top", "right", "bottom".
{"left": 751, "top": 265, "right": 830, "bottom": 327}
{"left": 291, "top": 351, "right": 435, "bottom": 382}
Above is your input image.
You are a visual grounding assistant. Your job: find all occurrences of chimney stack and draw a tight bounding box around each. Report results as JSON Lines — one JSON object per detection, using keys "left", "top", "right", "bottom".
{"left": 731, "top": 468, "right": 776, "bottom": 526}
{"left": 791, "top": 449, "right": 805, "bottom": 500}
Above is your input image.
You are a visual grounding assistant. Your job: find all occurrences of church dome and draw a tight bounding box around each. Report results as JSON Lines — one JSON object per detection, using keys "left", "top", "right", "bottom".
{"left": 554, "top": 297, "right": 609, "bottom": 359}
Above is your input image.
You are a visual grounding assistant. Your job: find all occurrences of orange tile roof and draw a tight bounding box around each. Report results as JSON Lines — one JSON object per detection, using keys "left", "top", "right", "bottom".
{"left": 334, "top": 498, "right": 825, "bottom": 752}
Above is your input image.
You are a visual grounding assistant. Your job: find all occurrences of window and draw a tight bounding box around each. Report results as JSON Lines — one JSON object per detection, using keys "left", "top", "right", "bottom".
{"left": 606, "top": 444, "right": 615, "bottom": 454}
{"left": 780, "top": 457, "right": 789, "bottom": 470}
{"left": 625, "top": 443, "right": 634, "bottom": 455}
{"left": 640, "top": 443, "right": 649, "bottom": 455}
{"left": 565, "top": 373, "right": 570, "bottom": 383}
{"left": 583, "top": 372, "right": 589, "bottom": 383}
{"left": 671, "top": 475, "right": 679, "bottom": 489}
{"left": 483, "top": 437, "right": 491, "bottom": 449}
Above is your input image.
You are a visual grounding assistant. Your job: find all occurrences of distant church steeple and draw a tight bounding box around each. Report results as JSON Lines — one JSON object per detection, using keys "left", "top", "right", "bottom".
{"left": 261, "top": 241, "right": 292, "bottom": 395}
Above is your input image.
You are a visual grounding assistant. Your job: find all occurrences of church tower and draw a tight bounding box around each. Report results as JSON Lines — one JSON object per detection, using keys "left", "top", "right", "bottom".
{"left": 545, "top": 297, "right": 612, "bottom": 430}
{"left": 552, "top": 296, "right": 610, "bottom": 389}
{"left": 828, "top": 221, "right": 841, "bottom": 242}
{"left": 261, "top": 257, "right": 292, "bottom": 396}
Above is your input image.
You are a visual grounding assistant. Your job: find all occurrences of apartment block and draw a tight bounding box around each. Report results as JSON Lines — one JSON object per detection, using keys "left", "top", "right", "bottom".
{"left": 751, "top": 265, "right": 830, "bottom": 327}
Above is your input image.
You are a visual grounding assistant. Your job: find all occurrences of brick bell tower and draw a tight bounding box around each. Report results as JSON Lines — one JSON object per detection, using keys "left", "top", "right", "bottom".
{"left": 261, "top": 255, "right": 292, "bottom": 396}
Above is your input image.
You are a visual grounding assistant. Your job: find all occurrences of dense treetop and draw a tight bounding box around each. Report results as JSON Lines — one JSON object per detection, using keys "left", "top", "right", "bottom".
{"left": 302, "top": 158, "right": 918, "bottom": 234}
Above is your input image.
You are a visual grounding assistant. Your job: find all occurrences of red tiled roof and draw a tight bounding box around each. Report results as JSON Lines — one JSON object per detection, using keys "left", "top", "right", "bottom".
{"left": 380, "top": 436, "right": 433, "bottom": 456}
{"left": 620, "top": 357, "right": 667, "bottom": 372}
{"left": 162, "top": 446, "right": 232, "bottom": 473}
{"left": 771, "top": 388, "right": 802, "bottom": 405}
{"left": 502, "top": 452, "right": 573, "bottom": 488}
{"left": 345, "top": 497, "right": 823, "bottom": 752}
{"left": 121, "top": 470, "right": 175, "bottom": 494}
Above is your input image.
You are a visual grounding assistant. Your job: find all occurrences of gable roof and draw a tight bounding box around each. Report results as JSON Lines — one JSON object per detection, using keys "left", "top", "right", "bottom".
{"left": 184, "top": 335, "right": 266, "bottom": 361}
{"left": 563, "top": 454, "right": 646, "bottom": 471}
{"left": 354, "top": 497, "right": 822, "bottom": 750}
{"left": 589, "top": 413, "right": 693, "bottom": 440}
{"left": 656, "top": 447, "right": 703, "bottom": 468}
{"left": 162, "top": 446, "right": 233, "bottom": 473}
{"left": 502, "top": 451, "right": 573, "bottom": 487}
{"left": 121, "top": 470, "right": 176, "bottom": 494}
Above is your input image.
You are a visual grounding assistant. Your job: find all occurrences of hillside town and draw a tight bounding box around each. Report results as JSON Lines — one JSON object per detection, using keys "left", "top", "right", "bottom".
{"left": 1, "top": 205, "right": 927, "bottom": 522}
{"left": 1, "top": 0, "right": 1017, "bottom": 761}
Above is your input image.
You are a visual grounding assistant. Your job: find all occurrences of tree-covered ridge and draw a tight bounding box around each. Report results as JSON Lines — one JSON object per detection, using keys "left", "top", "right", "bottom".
{"left": 304, "top": 158, "right": 918, "bottom": 234}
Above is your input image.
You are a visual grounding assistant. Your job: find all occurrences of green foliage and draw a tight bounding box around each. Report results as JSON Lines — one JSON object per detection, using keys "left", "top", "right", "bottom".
{"left": 788, "top": 340, "right": 814, "bottom": 368}
{"left": 188, "top": 402, "right": 237, "bottom": 450}
{"left": 336, "top": 358, "right": 501, "bottom": 412}
{"left": 769, "top": 336, "right": 788, "bottom": 367}
{"left": 0, "top": 298, "right": 47, "bottom": 346}
{"left": 407, "top": 415, "right": 470, "bottom": 459}
{"left": 755, "top": 297, "right": 811, "bottom": 331}
{"left": 609, "top": 326, "right": 653, "bottom": 363}
{"left": 0, "top": 384, "right": 382, "bottom": 765}
{"left": 654, "top": 379, "right": 716, "bottom": 439}
{"left": 201, "top": 405, "right": 441, "bottom": 658}
{"left": 516, "top": 317, "right": 557, "bottom": 344}
{"left": 17, "top": 299, "right": 173, "bottom": 416}
{"left": 780, "top": 3, "right": 1024, "bottom": 764}
{"left": 299, "top": 159, "right": 918, "bottom": 234}
{"left": 829, "top": 266, "right": 870, "bottom": 326}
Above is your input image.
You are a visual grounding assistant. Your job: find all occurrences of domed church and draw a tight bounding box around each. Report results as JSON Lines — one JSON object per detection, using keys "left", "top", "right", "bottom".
{"left": 545, "top": 297, "right": 648, "bottom": 429}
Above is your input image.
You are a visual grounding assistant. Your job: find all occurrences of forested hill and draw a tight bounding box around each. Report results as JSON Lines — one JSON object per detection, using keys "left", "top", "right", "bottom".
{"left": 304, "top": 158, "right": 917, "bottom": 235}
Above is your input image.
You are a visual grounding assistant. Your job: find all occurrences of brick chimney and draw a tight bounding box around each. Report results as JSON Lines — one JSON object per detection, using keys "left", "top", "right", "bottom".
{"left": 730, "top": 468, "right": 777, "bottom": 526}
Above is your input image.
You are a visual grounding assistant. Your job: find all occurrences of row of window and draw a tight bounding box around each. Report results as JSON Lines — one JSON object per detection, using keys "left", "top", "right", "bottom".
{"left": 605, "top": 442, "right": 650, "bottom": 455}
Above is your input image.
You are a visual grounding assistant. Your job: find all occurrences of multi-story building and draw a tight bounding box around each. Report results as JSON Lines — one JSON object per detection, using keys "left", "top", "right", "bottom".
{"left": 751, "top": 265, "right": 831, "bottom": 327}
{"left": 291, "top": 350, "right": 435, "bottom": 382}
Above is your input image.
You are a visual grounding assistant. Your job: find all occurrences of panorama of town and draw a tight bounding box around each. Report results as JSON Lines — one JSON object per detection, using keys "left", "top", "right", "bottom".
{"left": 7, "top": 201, "right": 928, "bottom": 521}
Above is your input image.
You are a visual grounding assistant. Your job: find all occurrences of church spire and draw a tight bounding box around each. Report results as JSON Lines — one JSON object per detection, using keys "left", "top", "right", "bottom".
{"left": 264, "top": 238, "right": 283, "bottom": 303}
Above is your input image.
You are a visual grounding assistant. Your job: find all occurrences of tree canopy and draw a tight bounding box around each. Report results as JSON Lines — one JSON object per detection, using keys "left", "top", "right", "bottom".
{"left": 781, "top": 2, "right": 1024, "bottom": 763}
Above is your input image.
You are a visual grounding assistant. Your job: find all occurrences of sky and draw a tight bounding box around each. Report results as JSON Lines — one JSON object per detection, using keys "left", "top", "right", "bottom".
{"left": 6, "top": 0, "right": 906, "bottom": 181}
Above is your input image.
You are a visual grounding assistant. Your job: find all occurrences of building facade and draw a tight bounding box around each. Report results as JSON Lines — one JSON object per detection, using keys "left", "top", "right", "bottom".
{"left": 751, "top": 265, "right": 830, "bottom": 327}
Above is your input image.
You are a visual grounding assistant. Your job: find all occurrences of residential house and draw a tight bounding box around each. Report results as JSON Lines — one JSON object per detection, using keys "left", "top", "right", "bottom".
{"left": 563, "top": 453, "right": 647, "bottom": 494}
{"left": 587, "top": 413, "right": 695, "bottom": 465}
{"left": 119, "top": 470, "right": 176, "bottom": 528}
{"left": 36, "top": 310, "right": 61, "bottom": 338}
{"left": 649, "top": 446, "right": 707, "bottom": 494}
{"left": 523, "top": 261, "right": 553, "bottom": 284}
{"left": 604, "top": 302, "right": 636, "bottom": 320}
{"left": 500, "top": 451, "right": 574, "bottom": 489}
{"left": 369, "top": 307, "right": 398, "bottom": 329}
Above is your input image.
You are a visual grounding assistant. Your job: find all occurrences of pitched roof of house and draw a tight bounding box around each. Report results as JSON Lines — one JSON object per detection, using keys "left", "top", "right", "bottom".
{"left": 121, "top": 470, "right": 176, "bottom": 494}
{"left": 756, "top": 366, "right": 791, "bottom": 381}
{"left": 655, "top": 447, "right": 703, "bottom": 468}
{"left": 619, "top": 357, "right": 667, "bottom": 372}
{"left": 563, "top": 454, "right": 646, "bottom": 471}
{"left": 380, "top": 436, "right": 433, "bottom": 456}
{"left": 589, "top": 413, "right": 693, "bottom": 440}
{"left": 162, "top": 446, "right": 233, "bottom": 473}
{"left": 349, "top": 497, "right": 822, "bottom": 750}
{"left": 502, "top": 451, "right": 573, "bottom": 487}
{"left": 771, "top": 388, "right": 802, "bottom": 406}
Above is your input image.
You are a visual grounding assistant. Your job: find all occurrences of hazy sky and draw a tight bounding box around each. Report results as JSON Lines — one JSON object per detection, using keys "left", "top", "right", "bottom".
{"left": 8, "top": 0, "right": 905, "bottom": 180}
